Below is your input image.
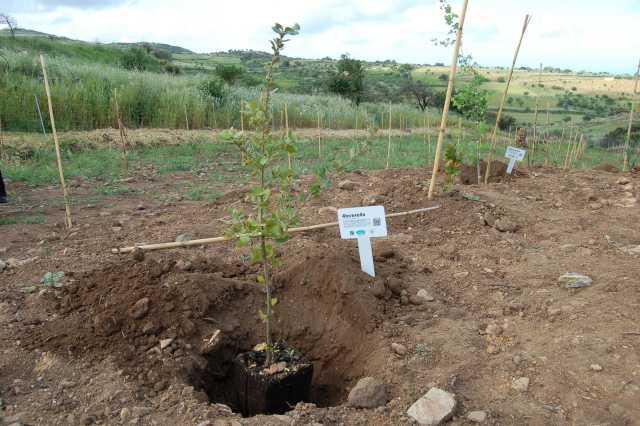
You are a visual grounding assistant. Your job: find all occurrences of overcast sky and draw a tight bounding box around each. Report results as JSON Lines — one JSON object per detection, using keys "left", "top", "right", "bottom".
{"left": 3, "top": 0, "right": 639, "bottom": 74}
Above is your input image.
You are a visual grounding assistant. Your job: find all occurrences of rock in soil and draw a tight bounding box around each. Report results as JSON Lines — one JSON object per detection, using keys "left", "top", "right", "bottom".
{"left": 128, "top": 297, "right": 150, "bottom": 320}
{"left": 391, "top": 343, "right": 407, "bottom": 356}
{"left": 494, "top": 217, "right": 518, "bottom": 233}
{"left": 338, "top": 180, "right": 357, "bottom": 191}
{"left": 0, "top": 259, "right": 6, "bottom": 272}
{"left": 467, "top": 410, "right": 488, "bottom": 423}
{"left": 347, "top": 377, "right": 388, "bottom": 408}
{"left": 416, "top": 289, "right": 435, "bottom": 302}
{"left": 407, "top": 387, "right": 457, "bottom": 425}
{"left": 175, "top": 233, "right": 193, "bottom": 243}
{"left": 512, "top": 377, "right": 530, "bottom": 392}
{"left": 558, "top": 273, "right": 593, "bottom": 289}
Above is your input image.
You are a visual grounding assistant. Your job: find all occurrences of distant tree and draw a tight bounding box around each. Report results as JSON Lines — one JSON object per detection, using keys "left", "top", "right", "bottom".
{"left": 0, "top": 13, "right": 17, "bottom": 38}
{"left": 452, "top": 75, "right": 488, "bottom": 122}
{"left": 438, "top": 73, "right": 449, "bottom": 82}
{"left": 214, "top": 64, "right": 245, "bottom": 85}
{"left": 199, "top": 77, "right": 227, "bottom": 102}
{"left": 496, "top": 76, "right": 506, "bottom": 83}
{"left": 327, "top": 54, "right": 365, "bottom": 105}
{"left": 402, "top": 77, "right": 435, "bottom": 111}
{"left": 152, "top": 49, "right": 172, "bottom": 61}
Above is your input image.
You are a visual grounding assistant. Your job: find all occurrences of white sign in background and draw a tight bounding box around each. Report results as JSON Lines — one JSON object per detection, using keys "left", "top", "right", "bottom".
{"left": 505, "top": 146, "right": 527, "bottom": 174}
{"left": 337, "top": 206, "right": 388, "bottom": 277}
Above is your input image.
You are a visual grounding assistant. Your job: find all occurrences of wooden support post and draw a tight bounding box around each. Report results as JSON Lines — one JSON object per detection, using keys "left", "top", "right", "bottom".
{"left": 544, "top": 101, "right": 550, "bottom": 166}
{"left": 623, "top": 59, "right": 640, "bottom": 172}
{"left": 0, "top": 114, "right": 4, "bottom": 162}
{"left": 530, "top": 63, "right": 542, "bottom": 167}
{"left": 34, "top": 94, "right": 47, "bottom": 136}
{"left": 484, "top": 15, "right": 532, "bottom": 184}
{"left": 113, "top": 88, "right": 129, "bottom": 173}
{"left": 40, "top": 54, "right": 73, "bottom": 229}
{"left": 317, "top": 111, "right": 322, "bottom": 159}
{"left": 285, "top": 104, "right": 291, "bottom": 171}
{"left": 184, "top": 104, "right": 189, "bottom": 130}
{"left": 427, "top": 0, "right": 469, "bottom": 200}
{"left": 386, "top": 102, "right": 392, "bottom": 169}
{"left": 112, "top": 205, "right": 441, "bottom": 254}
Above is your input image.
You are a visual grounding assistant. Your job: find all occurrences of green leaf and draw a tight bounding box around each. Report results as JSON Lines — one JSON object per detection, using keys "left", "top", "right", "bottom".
{"left": 270, "top": 297, "right": 278, "bottom": 306}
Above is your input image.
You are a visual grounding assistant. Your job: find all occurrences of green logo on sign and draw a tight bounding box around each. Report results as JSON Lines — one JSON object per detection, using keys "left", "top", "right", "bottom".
{"left": 356, "top": 230, "right": 366, "bottom": 235}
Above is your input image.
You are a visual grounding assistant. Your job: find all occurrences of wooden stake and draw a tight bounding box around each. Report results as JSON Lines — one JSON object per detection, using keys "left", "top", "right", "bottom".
{"left": 623, "top": 59, "right": 640, "bottom": 172}
{"left": 428, "top": 0, "right": 469, "bottom": 200}
{"left": 113, "top": 88, "right": 129, "bottom": 173}
{"left": 111, "top": 205, "right": 441, "bottom": 254}
{"left": 317, "top": 111, "right": 322, "bottom": 158}
{"left": 285, "top": 104, "right": 291, "bottom": 171}
{"left": 184, "top": 104, "right": 189, "bottom": 130}
{"left": 530, "top": 63, "right": 542, "bottom": 167}
{"left": 34, "top": 94, "right": 47, "bottom": 136}
{"left": 40, "top": 54, "right": 72, "bottom": 229}
{"left": 0, "top": 114, "right": 4, "bottom": 162}
{"left": 484, "top": 15, "right": 532, "bottom": 184}
{"left": 544, "top": 101, "right": 550, "bottom": 166}
{"left": 386, "top": 103, "right": 392, "bottom": 169}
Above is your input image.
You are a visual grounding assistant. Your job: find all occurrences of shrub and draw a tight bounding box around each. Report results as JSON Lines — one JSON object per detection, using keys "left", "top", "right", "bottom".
{"left": 120, "top": 46, "right": 161, "bottom": 72}
{"left": 199, "top": 77, "right": 227, "bottom": 101}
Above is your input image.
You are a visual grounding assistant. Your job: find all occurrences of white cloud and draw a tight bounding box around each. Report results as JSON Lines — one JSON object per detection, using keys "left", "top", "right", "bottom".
{"left": 8, "top": 0, "right": 640, "bottom": 73}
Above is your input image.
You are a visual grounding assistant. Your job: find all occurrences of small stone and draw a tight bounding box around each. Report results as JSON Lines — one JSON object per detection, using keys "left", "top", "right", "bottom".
{"left": 338, "top": 180, "right": 357, "bottom": 191}
{"left": 347, "top": 377, "right": 388, "bottom": 408}
{"left": 0, "top": 259, "right": 6, "bottom": 272}
{"left": 617, "top": 177, "right": 630, "bottom": 185}
{"left": 589, "top": 202, "right": 602, "bottom": 210}
{"left": 483, "top": 212, "right": 496, "bottom": 227}
{"left": 590, "top": 364, "right": 603, "bottom": 372}
{"left": 494, "top": 218, "right": 518, "bottom": 233}
{"left": 417, "top": 289, "right": 435, "bottom": 302}
{"left": 128, "top": 297, "right": 150, "bottom": 320}
{"left": 558, "top": 273, "right": 592, "bottom": 289}
{"left": 512, "top": 377, "right": 530, "bottom": 392}
{"left": 136, "top": 204, "right": 146, "bottom": 211}
{"left": 400, "top": 295, "right": 409, "bottom": 305}
{"left": 453, "top": 271, "right": 469, "bottom": 279}
{"left": 120, "top": 407, "right": 131, "bottom": 421}
{"left": 409, "top": 295, "right": 424, "bottom": 305}
{"left": 391, "top": 343, "right": 407, "bottom": 356}
{"left": 175, "top": 233, "right": 193, "bottom": 243}
{"left": 175, "top": 259, "right": 193, "bottom": 271}
{"left": 407, "top": 387, "right": 456, "bottom": 425}
{"left": 467, "top": 410, "right": 487, "bottom": 423}
{"left": 160, "top": 338, "right": 174, "bottom": 350}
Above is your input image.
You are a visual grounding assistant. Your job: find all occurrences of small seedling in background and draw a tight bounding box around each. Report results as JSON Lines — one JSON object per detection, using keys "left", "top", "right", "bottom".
{"left": 41, "top": 271, "right": 65, "bottom": 288}
{"left": 444, "top": 144, "right": 462, "bottom": 191}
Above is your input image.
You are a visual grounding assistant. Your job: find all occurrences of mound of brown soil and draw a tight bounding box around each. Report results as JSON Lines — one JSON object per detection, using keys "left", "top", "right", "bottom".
{"left": 460, "top": 160, "right": 508, "bottom": 185}
{"left": 22, "top": 244, "right": 404, "bottom": 411}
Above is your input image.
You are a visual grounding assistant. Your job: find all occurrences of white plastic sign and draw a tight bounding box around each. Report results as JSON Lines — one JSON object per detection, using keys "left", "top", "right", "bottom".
{"left": 505, "top": 146, "right": 526, "bottom": 174}
{"left": 338, "top": 206, "right": 388, "bottom": 277}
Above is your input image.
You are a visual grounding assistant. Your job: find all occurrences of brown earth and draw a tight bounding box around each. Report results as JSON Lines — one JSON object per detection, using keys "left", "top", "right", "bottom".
{"left": 1, "top": 161, "right": 640, "bottom": 425}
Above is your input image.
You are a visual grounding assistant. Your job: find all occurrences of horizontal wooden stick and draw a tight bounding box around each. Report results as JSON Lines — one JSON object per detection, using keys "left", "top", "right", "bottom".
{"left": 111, "top": 205, "right": 441, "bottom": 254}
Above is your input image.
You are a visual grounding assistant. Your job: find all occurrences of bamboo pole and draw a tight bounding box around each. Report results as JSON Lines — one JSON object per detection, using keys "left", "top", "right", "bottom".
{"left": 427, "top": 116, "right": 433, "bottom": 158}
{"left": 530, "top": 63, "right": 542, "bottom": 167}
{"left": 0, "top": 114, "right": 4, "bottom": 162}
{"left": 428, "top": 0, "right": 469, "bottom": 200}
{"left": 111, "top": 205, "right": 441, "bottom": 254}
{"left": 317, "top": 111, "right": 322, "bottom": 158}
{"left": 544, "top": 101, "right": 550, "bottom": 166}
{"left": 40, "top": 54, "right": 73, "bottom": 229}
{"left": 113, "top": 88, "right": 129, "bottom": 173}
{"left": 34, "top": 94, "right": 47, "bottom": 136}
{"left": 484, "top": 15, "right": 532, "bottom": 184}
{"left": 285, "top": 104, "right": 291, "bottom": 171}
{"left": 623, "top": 59, "right": 640, "bottom": 172}
{"left": 386, "top": 102, "right": 392, "bottom": 169}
